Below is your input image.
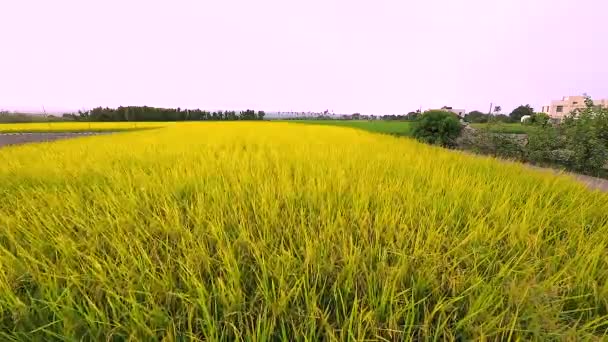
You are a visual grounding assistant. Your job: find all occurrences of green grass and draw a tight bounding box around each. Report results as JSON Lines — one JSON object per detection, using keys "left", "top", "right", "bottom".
{"left": 1, "top": 122, "right": 608, "bottom": 340}
{"left": 290, "top": 120, "right": 414, "bottom": 136}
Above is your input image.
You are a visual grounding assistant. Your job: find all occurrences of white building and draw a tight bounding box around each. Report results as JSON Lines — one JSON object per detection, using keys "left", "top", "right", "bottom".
{"left": 435, "top": 106, "right": 466, "bottom": 117}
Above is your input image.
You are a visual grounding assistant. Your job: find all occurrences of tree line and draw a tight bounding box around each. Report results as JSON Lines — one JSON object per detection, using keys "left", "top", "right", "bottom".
{"left": 464, "top": 105, "right": 536, "bottom": 124}
{"left": 62, "top": 107, "right": 265, "bottom": 122}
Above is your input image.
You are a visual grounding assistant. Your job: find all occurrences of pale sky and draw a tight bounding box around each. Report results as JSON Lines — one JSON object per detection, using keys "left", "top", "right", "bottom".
{"left": 1, "top": 0, "right": 607, "bottom": 115}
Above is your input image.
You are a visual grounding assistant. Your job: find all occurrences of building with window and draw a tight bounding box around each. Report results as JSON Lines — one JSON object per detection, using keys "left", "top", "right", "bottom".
{"left": 541, "top": 96, "right": 608, "bottom": 120}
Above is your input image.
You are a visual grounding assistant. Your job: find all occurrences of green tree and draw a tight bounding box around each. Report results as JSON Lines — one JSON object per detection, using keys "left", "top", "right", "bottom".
{"left": 413, "top": 110, "right": 462, "bottom": 147}
{"left": 488, "top": 114, "right": 512, "bottom": 123}
{"left": 509, "top": 104, "right": 534, "bottom": 122}
{"left": 239, "top": 109, "right": 257, "bottom": 120}
{"left": 464, "top": 110, "right": 489, "bottom": 123}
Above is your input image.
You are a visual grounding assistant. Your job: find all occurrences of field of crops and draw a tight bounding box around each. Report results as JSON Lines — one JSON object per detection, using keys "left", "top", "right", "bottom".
{"left": 290, "top": 120, "right": 414, "bottom": 136}
{"left": 1, "top": 122, "right": 608, "bottom": 340}
{"left": 0, "top": 122, "right": 169, "bottom": 133}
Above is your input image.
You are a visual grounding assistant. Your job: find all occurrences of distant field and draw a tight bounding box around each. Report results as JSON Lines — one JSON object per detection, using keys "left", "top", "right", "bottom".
{"left": 290, "top": 120, "right": 414, "bottom": 136}
{"left": 295, "top": 121, "right": 537, "bottom": 136}
{"left": 0, "top": 121, "right": 536, "bottom": 135}
{"left": 471, "top": 123, "right": 538, "bottom": 134}
{"left": 0, "top": 122, "right": 169, "bottom": 133}
{"left": 2, "top": 122, "right": 608, "bottom": 340}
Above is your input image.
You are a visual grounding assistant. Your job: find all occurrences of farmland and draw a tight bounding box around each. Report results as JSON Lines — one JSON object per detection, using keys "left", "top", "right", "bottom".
{"left": 290, "top": 120, "right": 414, "bottom": 136}
{"left": 290, "top": 120, "right": 535, "bottom": 136}
{"left": 0, "top": 121, "right": 169, "bottom": 133}
{"left": 1, "top": 122, "right": 608, "bottom": 340}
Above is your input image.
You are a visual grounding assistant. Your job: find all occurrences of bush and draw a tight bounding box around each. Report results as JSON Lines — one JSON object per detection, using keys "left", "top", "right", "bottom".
{"left": 463, "top": 126, "right": 527, "bottom": 161}
{"left": 413, "top": 110, "right": 462, "bottom": 147}
{"left": 525, "top": 113, "right": 550, "bottom": 127}
{"left": 526, "top": 126, "right": 566, "bottom": 164}
{"left": 561, "top": 109, "right": 608, "bottom": 174}
{"left": 525, "top": 97, "right": 608, "bottom": 175}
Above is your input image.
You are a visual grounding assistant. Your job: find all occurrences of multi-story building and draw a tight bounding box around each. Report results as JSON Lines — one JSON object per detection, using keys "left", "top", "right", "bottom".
{"left": 541, "top": 96, "right": 608, "bottom": 120}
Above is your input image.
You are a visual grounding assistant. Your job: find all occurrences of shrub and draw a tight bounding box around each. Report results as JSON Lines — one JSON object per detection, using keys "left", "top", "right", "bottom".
{"left": 413, "top": 110, "right": 462, "bottom": 147}
{"left": 465, "top": 126, "right": 527, "bottom": 161}
{"left": 526, "top": 126, "right": 566, "bottom": 165}
{"left": 561, "top": 108, "right": 608, "bottom": 174}
{"left": 525, "top": 97, "right": 608, "bottom": 175}
{"left": 526, "top": 113, "right": 550, "bottom": 127}
{"left": 464, "top": 98, "right": 608, "bottom": 176}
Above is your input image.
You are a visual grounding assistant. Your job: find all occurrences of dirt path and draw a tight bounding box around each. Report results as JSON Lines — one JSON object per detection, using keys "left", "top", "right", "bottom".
{"left": 0, "top": 132, "right": 109, "bottom": 148}
{"left": 573, "top": 174, "right": 608, "bottom": 192}
{"left": 526, "top": 164, "right": 608, "bottom": 193}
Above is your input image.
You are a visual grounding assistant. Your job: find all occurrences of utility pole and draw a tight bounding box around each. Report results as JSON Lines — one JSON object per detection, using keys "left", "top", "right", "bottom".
{"left": 488, "top": 102, "right": 493, "bottom": 115}
{"left": 42, "top": 105, "right": 51, "bottom": 129}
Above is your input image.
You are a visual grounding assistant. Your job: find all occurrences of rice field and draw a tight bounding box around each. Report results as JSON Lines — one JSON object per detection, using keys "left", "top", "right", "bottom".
{"left": 1, "top": 122, "right": 608, "bottom": 340}
{"left": 289, "top": 120, "right": 414, "bottom": 136}
{"left": 0, "top": 122, "right": 169, "bottom": 133}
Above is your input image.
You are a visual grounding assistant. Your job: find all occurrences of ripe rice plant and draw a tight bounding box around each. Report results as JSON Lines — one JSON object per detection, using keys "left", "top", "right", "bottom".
{"left": 0, "top": 122, "right": 169, "bottom": 133}
{"left": 1, "top": 122, "right": 607, "bottom": 340}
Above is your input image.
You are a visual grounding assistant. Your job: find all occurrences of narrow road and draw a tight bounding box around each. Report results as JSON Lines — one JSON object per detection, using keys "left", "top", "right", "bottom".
{"left": 575, "top": 174, "right": 608, "bottom": 192}
{"left": 0, "top": 132, "right": 108, "bottom": 148}
{"left": 527, "top": 164, "right": 608, "bottom": 193}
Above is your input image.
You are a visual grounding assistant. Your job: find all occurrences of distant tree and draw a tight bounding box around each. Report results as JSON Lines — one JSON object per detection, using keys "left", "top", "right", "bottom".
{"left": 464, "top": 110, "right": 489, "bottom": 123}
{"left": 257, "top": 110, "right": 265, "bottom": 120}
{"left": 509, "top": 104, "right": 534, "bottom": 122}
{"left": 240, "top": 109, "right": 257, "bottom": 120}
{"left": 493, "top": 105, "right": 502, "bottom": 115}
{"left": 78, "top": 110, "right": 90, "bottom": 120}
{"left": 489, "top": 114, "right": 512, "bottom": 123}
{"left": 406, "top": 111, "right": 420, "bottom": 120}
{"left": 61, "top": 113, "right": 78, "bottom": 121}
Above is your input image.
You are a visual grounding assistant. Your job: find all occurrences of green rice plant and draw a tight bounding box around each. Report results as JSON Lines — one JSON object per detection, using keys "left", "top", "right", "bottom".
{"left": 0, "top": 122, "right": 607, "bottom": 340}
{"left": 290, "top": 120, "right": 414, "bottom": 136}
